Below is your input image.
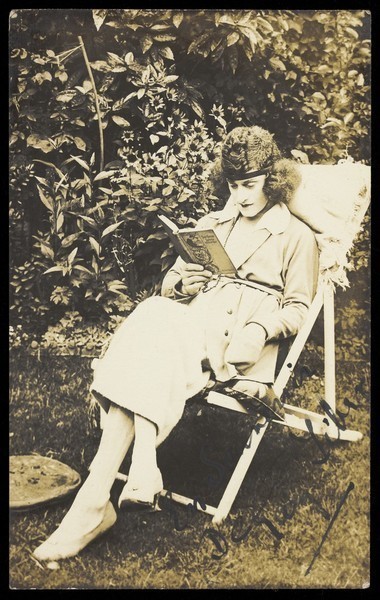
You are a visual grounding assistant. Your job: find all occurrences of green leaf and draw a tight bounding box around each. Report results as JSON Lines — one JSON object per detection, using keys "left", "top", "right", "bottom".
{"left": 228, "top": 45, "right": 238, "bottom": 74}
{"left": 107, "top": 51, "right": 126, "bottom": 65}
{"left": 73, "top": 137, "right": 86, "bottom": 151}
{"left": 321, "top": 122, "right": 340, "bottom": 129}
{"left": 189, "top": 100, "right": 204, "bottom": 119}
{"left": 226, "top": 32, "right": 240, "bottom": 47}
{"left": 101, "top": 221, "right": 124, "bottom": 238}
{"left": 150, "top": 134, "right": 160, "bottom": 145}
{"left": 151, "top": 23, "right": 171, "bottom": 31}
{"left": 124, "top": 52, "right": 134, "bottom": 65}
{"left": 89, "top": 237, "right": 101, "bottom": 256}
{"left": 107, "top": 281, "right": 128, "bottom": 293}
{"left": 346, "top": 27, "right": 359, "bottom": 39}
{"left": 78, "top": 215, "right": 97, "bottom": 227}
{"left": 256, "top": 16, "right": 274, "bottom": 33}
{"left": 61, "top": 233, "right": 81, "bottom": 248}
{"left": 162, "top": 186, "right": 173, "bottom": 197}
{"left": 147, "top": 232, "right": 167, "bottom": 242}
{"left": 141, "top": 36, "right": 153, "bottom": 54}
{"left": 173, "top": 13, "right": 183, "bottom": 28}
{"left": 66, "top": 155, "right": 90, "bottom": 171}
{"left": 113, "top": 93, "right": 136, "bottom": 111}
{"left": 27, "top": 134, "right": 55, "bottom": 153}
{"left": 73, "top": 265, "right": 92, "bottom": 275}
{"left": 187, "top": 32, "right": 211, "bottom": 55}
{"left": 94, "top": 170, "right": 116, "bottom": 181}
{"left": 269, "top": 56, "right": 286, "bottom": 71}
{"left": 218, "top": 15, "right": 235, "bottom": 26}
{"left": 93, "top": 9, "right": 107, "bottom": 31}
{"left": 344, "top": 112, "right": 354, "bottom": 125}
{"left": 56, "top": 90, "right": 77, "bottom": 102}
{"left": 112, "top": 115, "right": 131, "bottom": 127}
{"left": 357, "top": 73, "right": 364, "bottom": 86}
{"left": 44, "top": 266, "right": 64, "bottom": 275}
{"left": 37, "top": 185, "right": 53, "bottom": 212}
{"left": 67, "top": 247, "right": 78, "bottom": 264}
{"left": 160, "top": 46, "right": 174, "bottom": 60}
{"left": 56, "top": 212, "right": 64, "bottom": 231}
{"left": 40, "top": 244, "right": 55, "bottom": 259}
{"left": 290, "top": 149, "right": 310, "bottom": 164}
{"left": 90, "top": 60, "right": 112, "bottom": 72}
{"left": 110, "top": 65, "right": 128, "bottom": 73}
{"left": 164, "top": 75, "right": 179, "bottom": 83}
{"left": 315, "top": 64, "right": 330, "bottom": 75}
{"left": 152, "top": 34, "right": 177, "bottom": 42}
{"left": 91, "top": 256, "right": 99, "bottom": 275}
{"left": 312, "top": 92, "right": 326, "bottom": 102}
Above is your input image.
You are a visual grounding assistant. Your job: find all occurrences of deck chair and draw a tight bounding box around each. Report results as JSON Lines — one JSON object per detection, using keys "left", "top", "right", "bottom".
{"left": 111, "top": 161, "right": 370, "bottom": 524}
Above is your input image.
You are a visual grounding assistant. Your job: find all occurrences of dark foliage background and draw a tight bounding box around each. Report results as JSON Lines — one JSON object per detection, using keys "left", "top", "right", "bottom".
{"left": 9, "top": 8, "right": 370, "bottom": 351}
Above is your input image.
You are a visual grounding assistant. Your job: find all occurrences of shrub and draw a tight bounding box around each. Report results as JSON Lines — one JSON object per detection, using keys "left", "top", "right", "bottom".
{"left": 9, "top": 9, "right": 370, "bottom": 330}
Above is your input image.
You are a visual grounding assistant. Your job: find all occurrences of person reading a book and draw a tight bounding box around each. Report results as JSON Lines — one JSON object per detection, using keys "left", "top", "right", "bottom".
{"left": 33, "top": 125, "right": 319, "bottom": 561}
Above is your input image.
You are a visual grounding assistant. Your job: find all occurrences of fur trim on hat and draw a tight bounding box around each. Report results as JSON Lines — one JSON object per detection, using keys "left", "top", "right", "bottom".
{"left": 221, "top": 126, "right": 281, "bottom": 179}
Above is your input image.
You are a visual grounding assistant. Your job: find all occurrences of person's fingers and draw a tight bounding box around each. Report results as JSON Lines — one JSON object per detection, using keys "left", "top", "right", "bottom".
{"left": 181, "top": 264, "right": 213, "bottom": 278}
{"left": 183, "top": 263, "right": 204, "bottom": 271}
{"left": 182, "top": 277, "right": 211, "bottom": 295}
{"left": 183, "top": 271, "right": 213, "bottom": 282}
{"left": 183, "top": 274, "right": 211, "bottom": 285}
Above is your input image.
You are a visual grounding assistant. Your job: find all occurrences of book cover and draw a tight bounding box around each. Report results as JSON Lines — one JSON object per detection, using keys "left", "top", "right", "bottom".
{"left": 158, "top": 214, "right": 237, "bottom": 276}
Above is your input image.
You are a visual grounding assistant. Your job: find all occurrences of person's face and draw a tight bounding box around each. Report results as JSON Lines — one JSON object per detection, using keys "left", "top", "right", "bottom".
{"left": 227, "top": 174, "right": 268, "bottom": 218}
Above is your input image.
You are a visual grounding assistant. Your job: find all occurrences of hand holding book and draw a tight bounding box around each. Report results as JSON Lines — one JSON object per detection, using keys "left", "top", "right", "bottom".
{"left": 176, "top": 262, "right": 213, "bottom": 296}
{"left": 158, "top": 214, "right": 237, "bottom": 277}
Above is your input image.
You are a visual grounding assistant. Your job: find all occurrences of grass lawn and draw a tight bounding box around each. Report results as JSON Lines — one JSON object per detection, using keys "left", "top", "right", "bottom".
{"left": 9, "top": 282, "right": 370, "bottom": 589}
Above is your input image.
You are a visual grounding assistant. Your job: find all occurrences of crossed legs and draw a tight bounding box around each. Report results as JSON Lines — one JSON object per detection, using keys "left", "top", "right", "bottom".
{"left": 33, "top": 405, "right": 160, "bottom": 561}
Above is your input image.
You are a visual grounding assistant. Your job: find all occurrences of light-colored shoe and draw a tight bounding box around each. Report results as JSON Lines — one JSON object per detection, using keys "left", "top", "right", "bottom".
{"left": 32, "top": 500, "right": 117, "bottom": 561}
{"left": 118, "top": 468, "right": 163, "bottom": 510}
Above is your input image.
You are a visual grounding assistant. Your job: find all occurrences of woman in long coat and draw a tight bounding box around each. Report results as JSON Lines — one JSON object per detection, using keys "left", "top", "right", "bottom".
{"left": 33, "top": 125, "right": 319, "bottom": 561}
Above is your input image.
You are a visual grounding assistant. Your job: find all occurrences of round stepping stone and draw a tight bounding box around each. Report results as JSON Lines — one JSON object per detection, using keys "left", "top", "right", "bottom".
{"left": 10, "top": 455, "right": 81, "bottom": 511}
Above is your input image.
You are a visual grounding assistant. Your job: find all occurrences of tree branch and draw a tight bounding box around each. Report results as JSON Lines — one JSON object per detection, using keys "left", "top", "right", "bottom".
{"left": 78, "top": 35, "right": 104, "bottom": 173}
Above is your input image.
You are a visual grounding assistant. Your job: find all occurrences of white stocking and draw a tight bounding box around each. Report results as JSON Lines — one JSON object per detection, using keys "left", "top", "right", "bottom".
{"left": 128, "top": 414, "right": 158, "bottom": 486}
{"left": 55, "top": 404, "right": 135, "bottom": 534}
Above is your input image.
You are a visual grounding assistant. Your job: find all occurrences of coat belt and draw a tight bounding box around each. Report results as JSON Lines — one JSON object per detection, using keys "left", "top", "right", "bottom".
{"left": 202, "top": 275, "right": 283, "bottom": 301}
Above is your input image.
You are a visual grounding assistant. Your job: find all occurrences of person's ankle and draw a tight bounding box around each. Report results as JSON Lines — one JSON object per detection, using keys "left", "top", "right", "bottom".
{"left": 127, "top": 463, "right": 160, "bottom": 489}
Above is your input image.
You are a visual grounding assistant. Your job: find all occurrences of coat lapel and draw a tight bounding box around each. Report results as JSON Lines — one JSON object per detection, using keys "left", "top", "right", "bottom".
{"left": 227, "top": 228, "right": 272, "bottom": 269}
{"left": 209, "top": 201, "right": 291, "bottom": 270}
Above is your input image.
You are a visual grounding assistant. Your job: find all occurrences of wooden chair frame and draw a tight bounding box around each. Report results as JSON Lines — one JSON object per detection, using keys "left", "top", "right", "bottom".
{"left": 113, "top": 279, "right": 363, "bottom": 524}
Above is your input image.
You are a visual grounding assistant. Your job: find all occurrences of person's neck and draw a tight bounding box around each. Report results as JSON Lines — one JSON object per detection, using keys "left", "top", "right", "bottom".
{"left": 239, "top": 201, "right": 272, "bottom": 225}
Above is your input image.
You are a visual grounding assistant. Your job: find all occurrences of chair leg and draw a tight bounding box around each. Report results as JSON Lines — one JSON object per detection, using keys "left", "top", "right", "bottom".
{"left": 212, "top": 418, "right": 269, "bottom": 524}
{"left": 324, "top": 284, "right": 336, "bottom": 414}
{"left": 273, "top": 404, "right": 363, "bottom": 442}
{"left": 99, "top": 406, "right": 107, "bottom": 430}
{"left": 114, "top": 471, "right": 218, "bottom": 517}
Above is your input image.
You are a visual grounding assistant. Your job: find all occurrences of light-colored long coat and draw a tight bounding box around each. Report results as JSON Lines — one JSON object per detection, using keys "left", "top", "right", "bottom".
{"left": 91, "top": 201, "right": 318, "bottom": 441}
{"left": 161, "top": 201, "right": 319, "bottom": 383}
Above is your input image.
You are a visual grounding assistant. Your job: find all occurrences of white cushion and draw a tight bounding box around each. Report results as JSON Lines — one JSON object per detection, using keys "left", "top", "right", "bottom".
{"left": 288, "top": 162, "right": 370, "bottom": 287}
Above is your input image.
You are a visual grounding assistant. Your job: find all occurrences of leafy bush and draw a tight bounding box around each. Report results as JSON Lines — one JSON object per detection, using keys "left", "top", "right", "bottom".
{"left": 9, "top": 9, "right": 370, "bottom": 331}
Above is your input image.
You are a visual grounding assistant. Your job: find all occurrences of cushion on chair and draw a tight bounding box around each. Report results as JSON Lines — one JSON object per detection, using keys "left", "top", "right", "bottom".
{"left": 288, "top": 161, "right": 370, "bottom": 288}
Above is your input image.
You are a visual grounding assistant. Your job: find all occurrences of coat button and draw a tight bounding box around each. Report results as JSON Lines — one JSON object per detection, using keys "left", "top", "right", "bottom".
{"left": 227, "top": 309, "right": 233, "bottom": 315}
{"left": 235, "top": 283, "right": 241, "bottom": 289}
{"left": 224, "top": 330, "right": 229, "bottom": 336}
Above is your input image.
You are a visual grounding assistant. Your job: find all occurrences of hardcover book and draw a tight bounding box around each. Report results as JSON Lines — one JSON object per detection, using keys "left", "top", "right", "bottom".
{"left": 158, "top": 214, "right": 237, "bottom": 276}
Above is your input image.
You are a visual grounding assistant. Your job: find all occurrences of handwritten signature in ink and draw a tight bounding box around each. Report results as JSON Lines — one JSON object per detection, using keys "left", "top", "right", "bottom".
{"left": 159, "top": 380, "right": 366, "bottom": 576}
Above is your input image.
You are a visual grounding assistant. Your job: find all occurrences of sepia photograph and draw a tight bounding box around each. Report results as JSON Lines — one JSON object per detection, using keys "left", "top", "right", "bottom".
{"left": 9, "top": 8, "right": 371, "bottom": 590}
